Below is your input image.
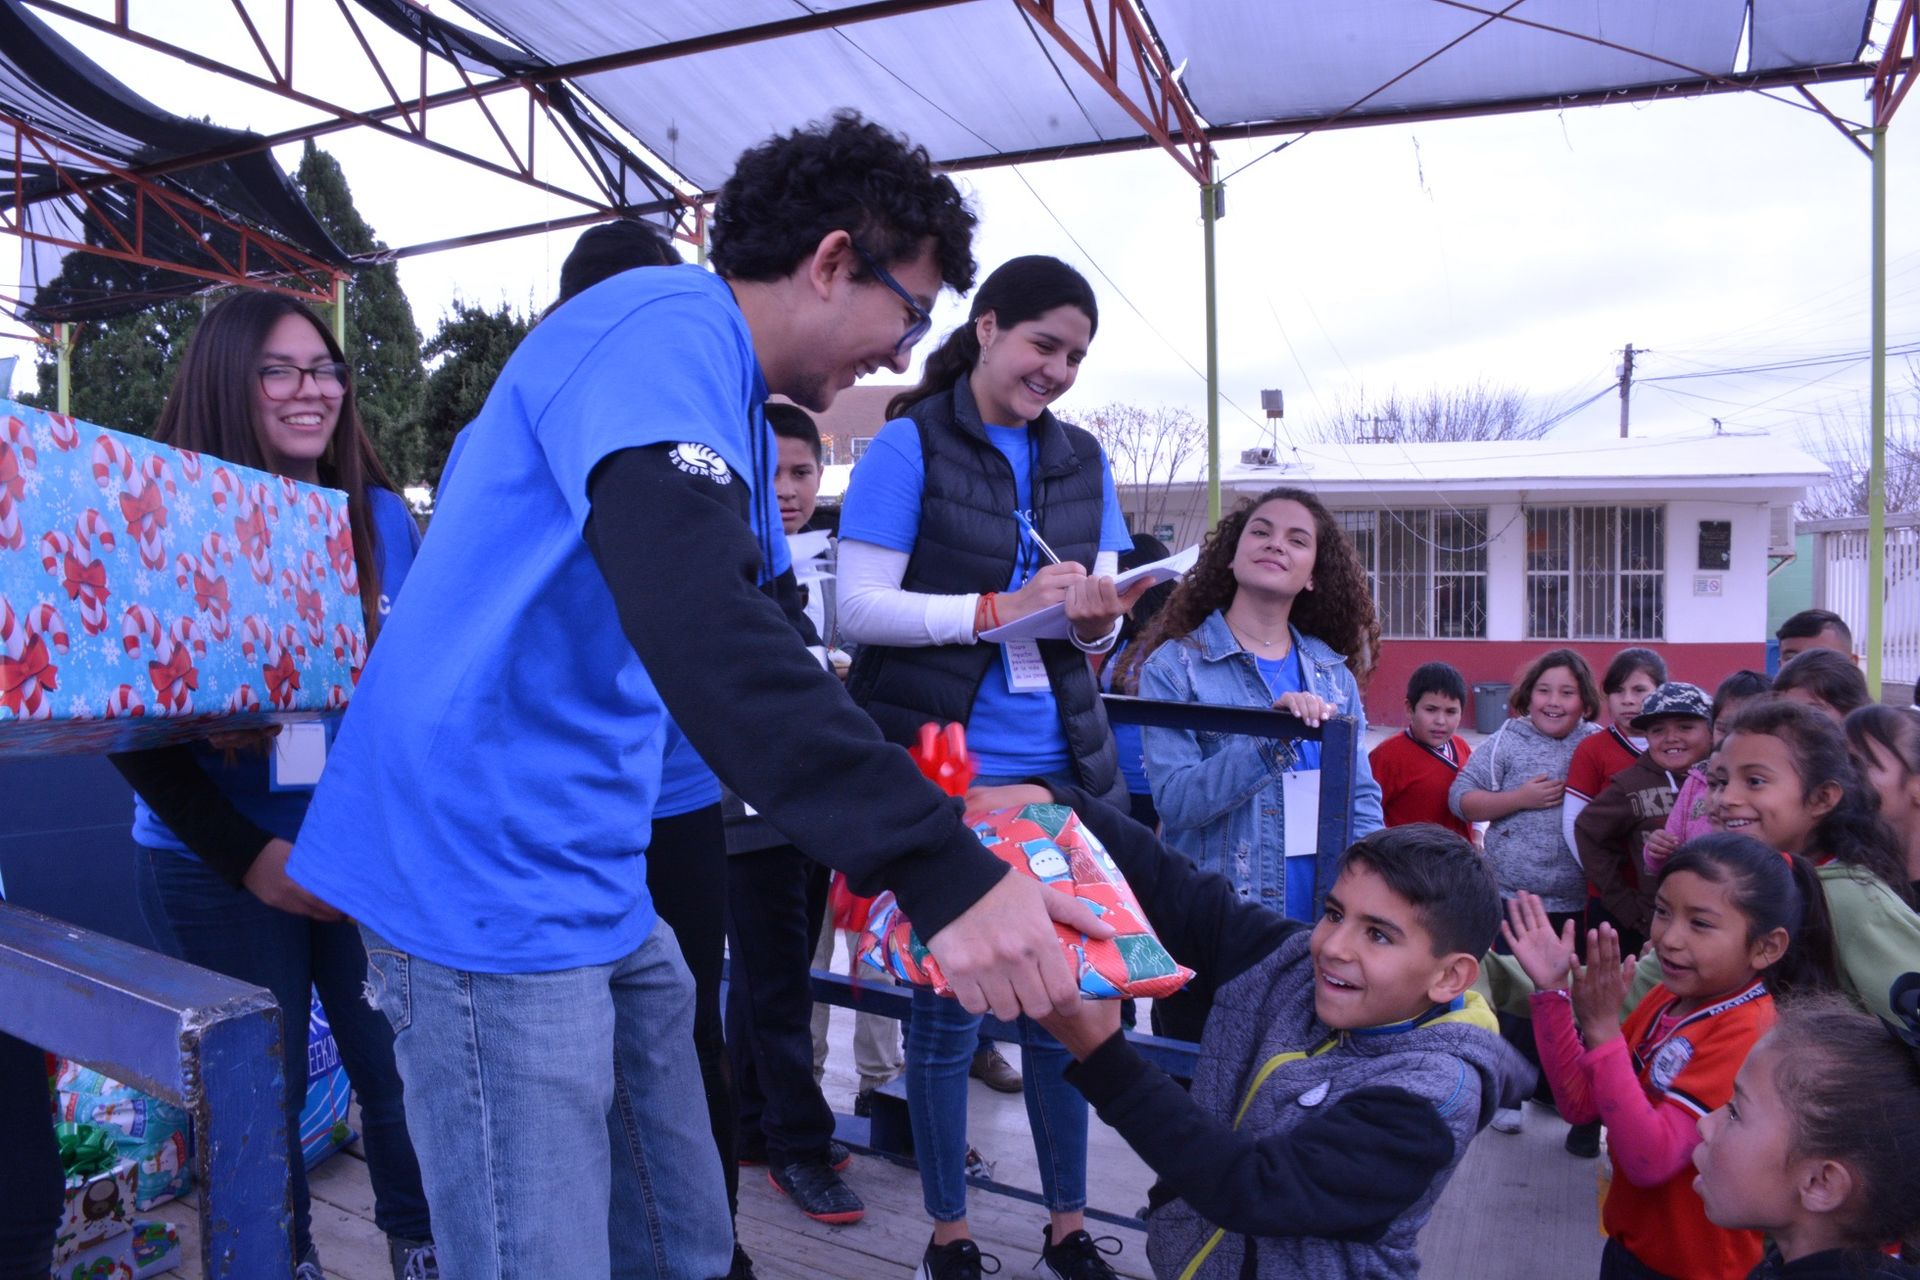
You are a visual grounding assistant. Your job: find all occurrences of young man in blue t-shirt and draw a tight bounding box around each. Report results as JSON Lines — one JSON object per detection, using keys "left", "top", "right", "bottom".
{"left": 284, "top": 113, "right": 1110, "bottom": 1280}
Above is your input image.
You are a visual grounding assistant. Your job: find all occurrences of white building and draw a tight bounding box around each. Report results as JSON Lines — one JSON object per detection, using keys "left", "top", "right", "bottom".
{"left": 1113, "top": 429, "right": 1826, "bottom": 724}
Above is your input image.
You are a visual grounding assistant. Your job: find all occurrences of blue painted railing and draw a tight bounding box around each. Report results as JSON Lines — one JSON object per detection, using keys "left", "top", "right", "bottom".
{"left": 0, "top": 901, "right": 291, "bottom": 1278}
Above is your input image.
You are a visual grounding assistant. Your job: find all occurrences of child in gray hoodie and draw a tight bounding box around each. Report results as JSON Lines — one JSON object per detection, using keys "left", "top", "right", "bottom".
{"left": 1447, "top": 648, "right": 1600, "bottom": 1135}
{"left": 1447, "top": 649, "right": 1601, "bottom": 917}
{"left": 976, "top": 782, "right": 1533, "bottom": 1280}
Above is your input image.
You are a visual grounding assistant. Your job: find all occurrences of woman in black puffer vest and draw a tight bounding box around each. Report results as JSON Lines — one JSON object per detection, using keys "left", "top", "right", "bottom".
{"left": 839, "top": 256, "right": 1145, "bottom": 1280}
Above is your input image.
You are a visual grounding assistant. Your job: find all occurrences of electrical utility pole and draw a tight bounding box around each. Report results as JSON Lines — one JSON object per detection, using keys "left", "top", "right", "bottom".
{"left": 1617, "top": 342, "right": 1636, "bottom": 438}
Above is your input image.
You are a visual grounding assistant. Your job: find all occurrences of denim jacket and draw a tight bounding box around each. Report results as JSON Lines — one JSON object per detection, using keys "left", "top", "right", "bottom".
{"left": 1139, "top": 610, "right": 1383, "bottom": 916}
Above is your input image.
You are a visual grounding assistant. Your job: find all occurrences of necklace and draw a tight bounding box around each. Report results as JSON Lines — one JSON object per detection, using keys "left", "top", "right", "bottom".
{"left": 1227, "top": 616, "right": 1291, "bottom": 654}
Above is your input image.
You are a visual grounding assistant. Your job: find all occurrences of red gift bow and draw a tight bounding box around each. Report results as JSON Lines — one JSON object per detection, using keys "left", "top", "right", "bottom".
{"left": 912, "top": 721, "right": 977, "bottom": 798}
{"left": 233, "top": 507, "right": 269, "bottom": 559}
{"left": 192, "top": 571, "right": 228, "bottom": 614}
{"left": 835, "top": 724, "right": 978, "bottom": 946}
{"left": 0, "top": 635, "right": 56, "bottom": 712}
{"left": 63, "top": 554, "right": 106, "bottom": 602}
{"left": 264, "top": 650, "right": 301, "bottom": 705}
{"left": 0, "top": 441, "right": 23, "bottom": 501}
{"left": 148, "top": 645, "right": 199, "bottom": 701}
{"left": 119, "top": 483, "right": 168, "bottom": 539}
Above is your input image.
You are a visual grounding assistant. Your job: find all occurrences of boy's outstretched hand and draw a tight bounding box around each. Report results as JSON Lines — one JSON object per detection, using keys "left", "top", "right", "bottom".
{"left": 1501, "top": 891, "right": 1577, "bottom": 991}
{"left": 1035, "top": 995, "right": 1123, "bottom": 1061}
{"left": 1569, "top": 924, "right": 1635, "bottom": 1048}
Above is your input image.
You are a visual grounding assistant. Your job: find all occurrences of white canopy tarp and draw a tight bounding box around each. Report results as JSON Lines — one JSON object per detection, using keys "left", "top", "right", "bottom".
{"left": 441, "top": 0, "right": 1878, "bottom": 188}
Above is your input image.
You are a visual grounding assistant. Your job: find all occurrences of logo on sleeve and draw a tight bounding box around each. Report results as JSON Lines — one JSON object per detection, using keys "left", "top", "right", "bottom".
{"left": 670, "top": 442, "right": 732, "bottom": 484}
{"left": 1649, "top": 1036, "right": 1695, "bottom": 1090}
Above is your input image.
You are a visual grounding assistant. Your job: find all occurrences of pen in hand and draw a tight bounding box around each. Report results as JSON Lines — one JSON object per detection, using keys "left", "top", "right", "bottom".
{"left": 1013, "top": 509, "right": 1064, "bottom": 566}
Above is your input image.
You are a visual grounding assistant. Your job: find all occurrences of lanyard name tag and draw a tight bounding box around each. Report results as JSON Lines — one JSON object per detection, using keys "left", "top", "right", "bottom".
{"left": 270, "top": 721, "right": 330, "bottom": 791}
{"left": 1283, "top": 769, "right": 1321, "bottom": 859}
{"left": 1282, "top": 768, "right": 1322, "bottom": 920}
{"left": 1002, "top": 639, "right": 1051, "bottom": 693}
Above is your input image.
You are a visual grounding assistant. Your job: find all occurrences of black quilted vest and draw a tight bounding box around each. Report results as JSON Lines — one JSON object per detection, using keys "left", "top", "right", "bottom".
{"left": 847, "top": 377, "right": 1124, "bottom": 806}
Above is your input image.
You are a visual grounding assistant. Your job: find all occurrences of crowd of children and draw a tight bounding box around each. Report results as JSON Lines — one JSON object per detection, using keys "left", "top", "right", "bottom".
{"left": 1320, "top": 610, "right": 1920, "bottom": 1279}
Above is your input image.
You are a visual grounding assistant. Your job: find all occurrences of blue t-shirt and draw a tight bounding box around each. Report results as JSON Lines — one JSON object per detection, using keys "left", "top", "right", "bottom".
{"left": 130, "top": 486, "right": 423, "bottom": 851}
{"left": 839, "top": 415, "right": 1132, "bottom": 779}
{"left": 655, "top": 721, "right": 720, "bottom": 817}
{"left": 288, "top": 266, "right": 783, "bottom": 972}
{"left": 1100, "top": 638, "right": 1149, "bottom": 797}
{"left": 1254, "top": 651, "right": 1324, "bottom": 772}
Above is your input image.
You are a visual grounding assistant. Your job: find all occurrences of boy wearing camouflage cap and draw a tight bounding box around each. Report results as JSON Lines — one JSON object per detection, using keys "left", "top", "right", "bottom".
{"left": 1573, "top": 682, "right": 1714, "bottom": 951}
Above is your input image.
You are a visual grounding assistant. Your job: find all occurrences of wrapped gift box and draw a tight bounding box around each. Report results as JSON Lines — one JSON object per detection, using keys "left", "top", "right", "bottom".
{"left": 0, "top": 400, "right": 366, "bottom": 754}
{"left": 54, "top": 1060, "right": 191, "bottom": 1210}
{"left": 57, "top": 1228, "right": 134, "bottom": 1280}
{"left": 54, "top": 1156, "right": 136, "bottom": 1263}
{"left": 860, "top": 801, "right": 1195, "bottom": 1001}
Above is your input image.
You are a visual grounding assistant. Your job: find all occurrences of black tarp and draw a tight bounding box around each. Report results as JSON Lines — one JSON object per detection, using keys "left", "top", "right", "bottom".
{"left": 0, "top": 0, "right": 350, "bottom": 322}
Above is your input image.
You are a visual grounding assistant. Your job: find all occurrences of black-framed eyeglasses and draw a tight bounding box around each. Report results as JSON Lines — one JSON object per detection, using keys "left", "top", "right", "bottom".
{"left": 258, "top": 362, "right": 349, "bottom": 401}
{"left": 849, "top": 240, "right": 933, "bottom": 354}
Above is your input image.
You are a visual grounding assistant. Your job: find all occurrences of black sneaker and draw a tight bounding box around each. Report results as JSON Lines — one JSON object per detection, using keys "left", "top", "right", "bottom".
{"left": 1038, "top": 1227, "right": 1122, "bottom": 1280}
{"left": 388, "top": 1236, "right": 438, "bottom": 1280}
{"left": 1564, "top": 1120, "right": 1602, "bottom": 1159}
{"left": 740, "top": 1138, "right": 850, "bottom": 1170}
{"left": 917, "top": 1236, "right": 1001, "bottom": 1280}
{"left": 767, "top": 1160, "right": 865, "bottom": 1225}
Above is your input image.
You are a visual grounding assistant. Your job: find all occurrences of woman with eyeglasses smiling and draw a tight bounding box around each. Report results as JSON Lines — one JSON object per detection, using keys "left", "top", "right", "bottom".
{"left": 107, "top": 291, "right": 435, "bottom": 1280}
{"left": 838, "top": 255, "right": 1146, "bottom": 1280}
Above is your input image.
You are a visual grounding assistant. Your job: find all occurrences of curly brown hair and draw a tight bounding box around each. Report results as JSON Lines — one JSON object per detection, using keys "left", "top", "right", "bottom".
{"left": 1113, "top": 486, "right": 1379, "bottom": 691}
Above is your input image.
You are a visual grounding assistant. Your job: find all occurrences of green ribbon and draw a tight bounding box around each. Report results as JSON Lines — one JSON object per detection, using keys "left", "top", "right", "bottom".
{"left": 56, "top": 1122, "right": 119, "bottom": 1181}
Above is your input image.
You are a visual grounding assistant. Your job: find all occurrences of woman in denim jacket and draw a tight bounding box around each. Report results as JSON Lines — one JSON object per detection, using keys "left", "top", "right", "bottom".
{"left": 1119, "top": 487, "right": 1383, "bottom": 926}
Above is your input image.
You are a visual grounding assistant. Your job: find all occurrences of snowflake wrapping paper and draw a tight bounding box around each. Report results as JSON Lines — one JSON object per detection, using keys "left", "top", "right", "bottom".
{"left": 0, "top": 400, "right": 367, "bottom": 755}
{"left": 858, "top": 801, "right": 1195, "bottom": 1001}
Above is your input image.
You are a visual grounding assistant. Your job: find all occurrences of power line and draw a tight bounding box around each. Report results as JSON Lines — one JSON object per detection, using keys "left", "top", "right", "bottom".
{"left": 1640, "top": 341, "right": 1920, "bottom": 383}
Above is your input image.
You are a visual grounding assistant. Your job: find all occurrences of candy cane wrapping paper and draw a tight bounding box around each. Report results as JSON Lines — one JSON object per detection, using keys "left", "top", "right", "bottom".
{"left": 0, "top": 400, "right": 366, "bottom": 754}
{"left": 857, "top": 801, "right": 1195, "bottom": 1001}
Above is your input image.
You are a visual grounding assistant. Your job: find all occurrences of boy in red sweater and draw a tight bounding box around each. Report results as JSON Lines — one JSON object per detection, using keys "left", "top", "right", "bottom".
{"left": 1370, "top": 662, "right": 1473, "bottom": 840}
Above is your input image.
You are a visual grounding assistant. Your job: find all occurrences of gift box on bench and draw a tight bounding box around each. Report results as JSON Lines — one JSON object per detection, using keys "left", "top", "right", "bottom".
{"left": 0, "top": 400, "right": 366, "bottom": 754}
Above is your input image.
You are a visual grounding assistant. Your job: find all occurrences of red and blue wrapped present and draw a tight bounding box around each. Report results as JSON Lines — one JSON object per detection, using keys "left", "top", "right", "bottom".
{"left": 858, "top": 800, "right": 1195, "bottom": 1001}
{"left": 0, "top": 400, "right": 366, "bottom": 754}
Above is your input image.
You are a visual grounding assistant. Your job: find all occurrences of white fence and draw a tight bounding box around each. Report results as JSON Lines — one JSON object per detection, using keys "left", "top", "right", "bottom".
{"left": 1809, "top": 512, "right": 1920, "bottom": 687}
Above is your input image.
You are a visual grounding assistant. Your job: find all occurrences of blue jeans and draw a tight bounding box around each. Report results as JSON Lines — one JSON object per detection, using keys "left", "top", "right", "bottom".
{"left": 360, "top": 923, "right": 732, "bottom": 1280}
{"left": 133, "top": 847, "right": 430, "bottom": 1259}
{"left": 906, "top": 985, "right": 1087, "bottom": 1222}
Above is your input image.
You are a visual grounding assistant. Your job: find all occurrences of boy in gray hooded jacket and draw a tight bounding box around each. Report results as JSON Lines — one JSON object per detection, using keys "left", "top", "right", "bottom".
{"left": 982, "top": 783, "right": 1532, "bottom": 1279}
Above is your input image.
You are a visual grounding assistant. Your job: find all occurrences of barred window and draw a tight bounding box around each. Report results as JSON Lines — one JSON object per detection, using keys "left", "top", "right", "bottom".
{"left": 1525, "top": 506, "right": 1664, "bottom": 640}
{"left": 1338, "top": 509, "right": 1489, "bottom": 639}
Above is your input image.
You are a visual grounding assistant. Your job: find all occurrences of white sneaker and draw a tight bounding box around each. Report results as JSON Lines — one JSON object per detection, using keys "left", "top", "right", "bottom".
{"left": 1490, "top": 1106, "right": 1525, "bottom": 1134}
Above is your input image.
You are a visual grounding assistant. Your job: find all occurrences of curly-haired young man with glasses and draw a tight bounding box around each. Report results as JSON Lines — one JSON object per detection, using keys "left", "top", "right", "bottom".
{"left": 288, "top": 112, "right": 1114, "bottom": 1280}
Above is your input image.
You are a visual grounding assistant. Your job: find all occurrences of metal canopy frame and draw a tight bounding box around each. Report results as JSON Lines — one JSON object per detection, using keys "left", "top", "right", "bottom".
{"left": 1, "top": 0, "right": 1909, "bottom": 670}
{"left": 0, "top": 109, "right": 340, "bottom": 309}
{"left": 9, "top": 1, "right": 1899, "bottom": 279}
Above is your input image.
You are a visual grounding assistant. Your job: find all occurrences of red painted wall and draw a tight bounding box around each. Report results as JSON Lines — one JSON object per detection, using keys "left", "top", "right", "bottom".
{"left": 1362, "top": 641, "right": 1767, "bottom": 729}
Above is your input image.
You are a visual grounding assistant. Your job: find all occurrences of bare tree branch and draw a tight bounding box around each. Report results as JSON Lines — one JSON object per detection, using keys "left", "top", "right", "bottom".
{"left": 1795, "top": 359, "right": 1920, "bottom": 519}
{"left": 1309, "top": 379, "right": 1555, "bottom": 443}
{"left": 1077, "top": 402, "right": 1205, "bottom": 536}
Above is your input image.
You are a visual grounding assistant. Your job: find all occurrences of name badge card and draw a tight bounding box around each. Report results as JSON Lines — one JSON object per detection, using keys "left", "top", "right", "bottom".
{"left": 1002, "top": 639, "right": 1051, "bottom": 694}
{"left": 270, "top": 721, "right": 331, "bottom": 791}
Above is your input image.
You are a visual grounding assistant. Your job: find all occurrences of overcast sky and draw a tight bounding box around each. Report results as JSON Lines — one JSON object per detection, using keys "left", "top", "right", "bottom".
{"left": 8, "top": 2, "right": 1917, "bottom": 470}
